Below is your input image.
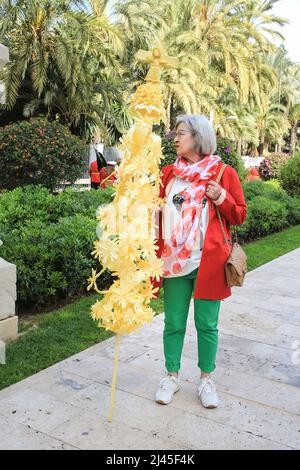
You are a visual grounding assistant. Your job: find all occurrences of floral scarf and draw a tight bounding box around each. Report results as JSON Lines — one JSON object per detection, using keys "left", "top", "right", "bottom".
{"left": 161, "top": 154, "right": 221, "bottom": 276}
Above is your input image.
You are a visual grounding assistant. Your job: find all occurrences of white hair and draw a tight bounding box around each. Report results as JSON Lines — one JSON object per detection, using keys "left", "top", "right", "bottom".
{"left": 176, "top": 114, "right": 217, "bottom": 155}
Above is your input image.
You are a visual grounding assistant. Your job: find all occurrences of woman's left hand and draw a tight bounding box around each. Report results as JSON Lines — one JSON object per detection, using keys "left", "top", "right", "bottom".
{"left": 206, "top": 180, "right": 222, "bottom": 201}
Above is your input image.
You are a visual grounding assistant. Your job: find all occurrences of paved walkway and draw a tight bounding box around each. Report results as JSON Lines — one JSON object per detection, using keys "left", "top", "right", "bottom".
{"left": 0, "top": 249, "right": 300, "bottom": 450}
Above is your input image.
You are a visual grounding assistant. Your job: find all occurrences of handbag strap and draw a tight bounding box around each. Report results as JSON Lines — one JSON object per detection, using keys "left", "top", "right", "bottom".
{"left": 215, "top": 163, "right": 227, "bottom": 184}
{"left": 214, "top": 163, "right": 238, "bottom": 248}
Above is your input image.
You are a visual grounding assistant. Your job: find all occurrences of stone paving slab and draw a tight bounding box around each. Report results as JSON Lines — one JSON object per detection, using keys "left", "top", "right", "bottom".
{"left": 0, "top": 248, "right": 300, "bottom": 450}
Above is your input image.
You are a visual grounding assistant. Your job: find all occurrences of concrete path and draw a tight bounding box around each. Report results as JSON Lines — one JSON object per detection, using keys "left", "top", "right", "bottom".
{"left": 0, "top": 249, "right": 300, "bottom": 450}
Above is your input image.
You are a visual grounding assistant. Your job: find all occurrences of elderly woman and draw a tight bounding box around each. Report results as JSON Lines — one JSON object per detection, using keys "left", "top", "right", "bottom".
{"left": 154, "top": 115, "right": 247, "bottom": 408}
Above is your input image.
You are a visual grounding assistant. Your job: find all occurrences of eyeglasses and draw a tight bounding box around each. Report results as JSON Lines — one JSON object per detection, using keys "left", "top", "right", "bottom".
{"left": 174, "top": 130, "right": 193, "bottom": 139}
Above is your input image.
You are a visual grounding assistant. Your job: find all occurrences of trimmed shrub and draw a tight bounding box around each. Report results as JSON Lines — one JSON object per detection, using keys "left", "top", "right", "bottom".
{"left": 284, "top": 197, "right": 300, "bottom": 225}
{"left": 279, "top": 153, "right": 300, "bottom": 197}
{"left": 0, "top": 185, "right": 115, "bottom": 312}
{"left": 237, "top": 196, "right": 288, "bottom": 242}
{"left": 1, "top": 215, "right": 98, "bottom": 310}
{"left": 242, "top": 180, "right": 266, "bottom": 199}
{"left": 241, "top": 180, "right": 300, "bottom": 229}
{"left": 0, "top": 119, "right": 87, "bottom": 191}
{"left": 0, "top": 184, "right": 114, "bottom": 232}
{"left": 242, "top": 180, "right": 288, "bottom": 203}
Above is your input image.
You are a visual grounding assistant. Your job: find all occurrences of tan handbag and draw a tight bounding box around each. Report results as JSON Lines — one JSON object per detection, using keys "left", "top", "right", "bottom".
{"left": 214, "top": 164, "right": 247, "bottom": 287}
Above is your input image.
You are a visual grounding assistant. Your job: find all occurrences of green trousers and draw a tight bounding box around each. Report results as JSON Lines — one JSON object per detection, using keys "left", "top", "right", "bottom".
{"left": 163, "top": 267, "right": 221, "bottom": 373}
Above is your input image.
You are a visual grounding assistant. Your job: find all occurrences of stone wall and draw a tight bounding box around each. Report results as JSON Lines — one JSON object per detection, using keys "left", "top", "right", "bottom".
{"left": 0, "top": 258, "right": 18, "bottom": 342}
{"left": 0, "top": 44, "right": 9, "bottom": 104}
{"left": 0, "top": 44, "right": 17, "bottom": 342}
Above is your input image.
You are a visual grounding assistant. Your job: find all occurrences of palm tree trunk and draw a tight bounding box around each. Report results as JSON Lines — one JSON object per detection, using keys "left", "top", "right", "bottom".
{"left": 258, "top": 143, "right": 264, "bottom": 156}
{"left": 248, "top": 143, "right": 257, "bottom": 157}
{"left": 237, "top": 139, "right": 242, "bottom": 156}
{"left": 290, "top": 123, "right": 298, "bottom": 155}
{"left": 265, "top": 142, "right": 269, "bottom": 154}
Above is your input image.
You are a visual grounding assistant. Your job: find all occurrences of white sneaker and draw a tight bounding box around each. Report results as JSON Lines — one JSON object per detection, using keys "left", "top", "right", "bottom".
{"left": 198, "top": 377, "right": 219, "bottom": 408}
{"left": 155, "top": 375, "right": 180, "bottom": 405}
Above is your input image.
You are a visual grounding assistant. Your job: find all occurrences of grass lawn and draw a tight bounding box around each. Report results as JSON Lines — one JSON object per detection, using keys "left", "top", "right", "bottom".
{"left": 243, "top": 224, "right": 300, "bottom": 271}
{"left": 0, "top": 224, "right": 299, "bottom": 391}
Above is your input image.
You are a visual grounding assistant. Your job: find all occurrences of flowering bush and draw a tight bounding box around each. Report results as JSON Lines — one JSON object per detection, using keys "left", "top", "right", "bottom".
{"left": 259, "top": 153, "right": 291, "bottom": 180}
{"left": 259, "top": 158, "right": 274, "bottom": 180}
{"left": 0, "top": 119, "right": 87, "bottom": 191}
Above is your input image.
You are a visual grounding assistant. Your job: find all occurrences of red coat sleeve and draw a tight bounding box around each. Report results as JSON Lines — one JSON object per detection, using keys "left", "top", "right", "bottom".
{"left": 159, "top": 164, "right": 174, "bottom": 197}
{"left": 216, "top": 166, "right": 247, "bottom": 226}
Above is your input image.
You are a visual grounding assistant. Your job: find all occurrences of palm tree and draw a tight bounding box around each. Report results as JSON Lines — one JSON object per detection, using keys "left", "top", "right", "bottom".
{"left": 0, "top": 1, "right": 124, "bottom": 138}
{"left": 288, "top": 103, "right": 300, "bottom": 155}
{"left": 283, "top": 64, "right": 300, "bottom": 155}
{"left": 1, "top": 0, "right": 296, "bottom": 154}
{"left": 0, "top": 0, "right": 166, "bottom": 141}
{"left": 151, "top": 0, "right": 286, "bottom": 138}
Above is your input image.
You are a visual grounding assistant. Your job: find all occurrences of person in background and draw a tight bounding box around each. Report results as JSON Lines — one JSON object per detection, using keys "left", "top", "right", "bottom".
{"left": 245, "top": 166, "right": 260, "bottom": 181}
{"left": 90, "top": 153, "right": 101, "bottom": 189}
{"left": 96, "top": 149, "right": 107, "bottom": 169}
{"left": 100, "top": 161, "right": 117, "bottom": 189}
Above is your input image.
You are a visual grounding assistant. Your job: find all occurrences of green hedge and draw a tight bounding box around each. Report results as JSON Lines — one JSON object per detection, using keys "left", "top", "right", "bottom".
{"left": 237, "top": 196, "right": 288, "bottom": 241}
{"left": 238, "top": 180, "right": 300, "bottom": 242}
{"left": 0, "top": 185, "right": 115, "bottom": 313}
{"left": 279, "top": 153, "right": 300, "bottom": 197}
{"left": 0, "top": 181, "right": 299, "bottom": 313}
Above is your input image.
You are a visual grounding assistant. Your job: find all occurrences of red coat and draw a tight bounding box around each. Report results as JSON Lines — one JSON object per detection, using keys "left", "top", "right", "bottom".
{"left": 151, "top": 161, "right": 247, "bottom": 301}
{"left": 89, "top": 161, "right": 101, "bottom": 183}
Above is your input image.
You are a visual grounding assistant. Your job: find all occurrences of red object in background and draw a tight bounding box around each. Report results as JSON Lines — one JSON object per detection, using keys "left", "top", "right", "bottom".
{"left": 246, "top": 166, "right": 260, "bottom": 181}
{"left": 99, "top": 167, "right": 117, "bottom": 188}
{"left": 89, "top": 160, "right": 101, "bottom": 183}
